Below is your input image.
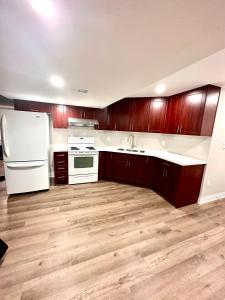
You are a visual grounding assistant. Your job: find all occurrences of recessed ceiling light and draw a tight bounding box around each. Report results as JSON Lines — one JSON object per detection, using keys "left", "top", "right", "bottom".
{"left": 29, "top": 0, "right": 54, "bottom": 18}
{"left": 50, "top": 75, "right": 64, "bottom": 88}
{"left": 155, "top": 84, "right": 166, "bottom": 95}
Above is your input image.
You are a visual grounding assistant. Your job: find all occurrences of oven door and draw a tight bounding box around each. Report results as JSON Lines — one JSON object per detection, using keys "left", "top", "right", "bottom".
{"left": 69, "top": 153, "right": 99, "bottom": 175}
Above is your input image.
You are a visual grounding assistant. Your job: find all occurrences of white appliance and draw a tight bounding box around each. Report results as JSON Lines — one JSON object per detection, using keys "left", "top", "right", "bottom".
{"left": 0, "top": 110, "right": 49, "bottom": 194}
{"left": 68, "top": 137, "right": 99, "bottom": 184}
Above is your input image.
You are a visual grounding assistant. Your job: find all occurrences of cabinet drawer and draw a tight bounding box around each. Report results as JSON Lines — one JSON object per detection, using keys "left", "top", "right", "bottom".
{"left": 54, "top": 152, "right": 68, "bottom": 162}
{"left": 55, "top": 165, "right": 68, "bottom": 172}
{"left": 55, "top": 171, "right": 68, "bottom": 184}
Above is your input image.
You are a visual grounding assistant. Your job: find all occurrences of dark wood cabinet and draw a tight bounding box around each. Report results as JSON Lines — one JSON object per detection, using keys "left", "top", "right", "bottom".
{"left": 14, "top": 100, "right": 51, "bottom": 113}
{"left": 129, "top": 155, "right": 153, "bottom": 186}
{"left": 148, "top": 98, "right": 168, "bottom": 133}
{"left": 94, "top": 108, "right": 108, "bottom": 130}
{"left": 132, "top": 98, "right": 150, "bottom": 132}
{"left": 166, "top": 85, "right": 220, "bottom": 136}
{"left": 100, "top": 152, "right": 153, "bottom": 187}
{"left": 52, "top": 104, "right": 68, "bottom": 128}
{"left": 14, "top": 84, "right": 220, "bottom": 135}
{"left": 100, "top": 152, "right": 204, "bottom": 208}
{"left": 98, "top": 151, "right": 105, "bottom": 179}
{"left": 54, "top": 152, "right": 68, "bottom": 185}
{"left": 153, "top": 158, "right": 204, "bottom": 207}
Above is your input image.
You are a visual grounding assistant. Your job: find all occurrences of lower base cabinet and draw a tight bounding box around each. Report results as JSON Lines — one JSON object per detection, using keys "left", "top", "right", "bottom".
{"left": 99, "top": 151, "right": 205, "bottom": 208}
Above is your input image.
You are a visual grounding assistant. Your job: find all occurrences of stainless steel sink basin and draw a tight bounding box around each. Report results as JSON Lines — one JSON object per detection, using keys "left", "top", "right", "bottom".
{"left": 117, "top": 148, "right": 145, "bottom": 153}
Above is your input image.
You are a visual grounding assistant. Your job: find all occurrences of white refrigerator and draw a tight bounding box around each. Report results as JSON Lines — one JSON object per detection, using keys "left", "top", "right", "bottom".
{"left": 0, "top": 109, "right": 49, "bottom": 195}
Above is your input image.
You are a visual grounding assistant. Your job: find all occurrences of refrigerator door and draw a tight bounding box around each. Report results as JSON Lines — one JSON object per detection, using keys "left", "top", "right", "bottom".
{"left": 4, "top": 160, "right": 49, "bottom": 194}
{"left": 1, "top": 110, "right": 49, "bottom": 162}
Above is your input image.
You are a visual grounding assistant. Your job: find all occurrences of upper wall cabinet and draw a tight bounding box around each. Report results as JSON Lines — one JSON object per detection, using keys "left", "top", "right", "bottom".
{"left": 14, "top": 100, "right": 51, "bottom": 113}
{"left": 166, "top": 85, "right": 220, "bottom": 136}
{"left": 52, "top": 104, "right": 68, "bottom": 128}
{"left": 108, "top": 97, "right": 168, "bottom": 133}
{"left": 148, "top": 98, "right": 168, "bottom": 133}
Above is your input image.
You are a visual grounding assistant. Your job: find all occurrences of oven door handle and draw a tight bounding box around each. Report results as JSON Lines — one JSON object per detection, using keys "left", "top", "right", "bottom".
{"left": 69, "top": 154, "right": 99, "bottom": 157}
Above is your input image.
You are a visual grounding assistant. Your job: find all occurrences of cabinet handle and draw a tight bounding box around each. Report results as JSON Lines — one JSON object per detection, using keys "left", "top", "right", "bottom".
{"left": 165, "top": 169, "right": 168, "bottom": 177}
{"left": 57, "top": 176, "right": 66, "bottom": 179}
{"left": 57, "top": 154, "right": 65, "bottom": 157}
{"left": 146, "top": 157, "right": 148, "bottom": 163}
{"left": 176, "top": 125, "right": 180, "bottom": 133}
{"left": 179, "top": 125, "right": 182, "bottom": 133}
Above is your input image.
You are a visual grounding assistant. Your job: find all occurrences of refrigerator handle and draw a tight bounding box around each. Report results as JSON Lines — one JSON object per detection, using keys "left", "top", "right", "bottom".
{"left": 1, "top": 115, "right": 9, "bottom": 158}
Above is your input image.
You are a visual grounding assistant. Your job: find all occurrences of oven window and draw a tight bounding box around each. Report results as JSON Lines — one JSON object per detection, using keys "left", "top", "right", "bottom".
{"left": 74, "top": 157, "right": 94, "bottom": 168}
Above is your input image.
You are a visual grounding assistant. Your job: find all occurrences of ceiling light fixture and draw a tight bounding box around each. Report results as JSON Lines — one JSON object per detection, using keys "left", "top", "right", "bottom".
{"left": 50, "top": 75, "right": 64, "bottom": 88}
{"left": 77, "top": 89, "right": 88, "bottom": 94}
{"left": 155, "top": 84, "right": 166, "bottom": 95}
{"left": 29, "top": 0, "right": 54, "bottom": 18}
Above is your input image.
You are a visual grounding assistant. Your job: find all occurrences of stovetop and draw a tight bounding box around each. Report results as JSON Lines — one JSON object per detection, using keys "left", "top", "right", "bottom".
{"left": 68, "top": 137, "right": 98, "bottom": 155}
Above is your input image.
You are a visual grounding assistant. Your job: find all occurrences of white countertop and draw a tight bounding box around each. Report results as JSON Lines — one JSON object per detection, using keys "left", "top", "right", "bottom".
{"left": 97, "top": 147, "right": 207, "bottom": 166}
{"left": 52, "top": 144, "right": 206, "bottom": 166}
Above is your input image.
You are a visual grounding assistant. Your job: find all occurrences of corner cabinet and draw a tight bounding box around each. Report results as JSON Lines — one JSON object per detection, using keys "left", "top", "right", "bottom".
{"left": 99, "top": 151, "right": 205, "bottom": 208}
{"left": 152, "top": 158, "right": 205, "bottom": 208}
{"left": 166, "top": 85, "right": 220, "bottom": 136}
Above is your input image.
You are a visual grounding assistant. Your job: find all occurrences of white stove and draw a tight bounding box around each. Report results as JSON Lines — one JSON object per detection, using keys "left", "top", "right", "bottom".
{"left": 68, "top": 137, "right": 99, "bottom": 184}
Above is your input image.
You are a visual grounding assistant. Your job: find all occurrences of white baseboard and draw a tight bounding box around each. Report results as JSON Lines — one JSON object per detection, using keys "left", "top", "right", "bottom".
{"left": 198, "top": 192, "right": 225, "bottom": 204}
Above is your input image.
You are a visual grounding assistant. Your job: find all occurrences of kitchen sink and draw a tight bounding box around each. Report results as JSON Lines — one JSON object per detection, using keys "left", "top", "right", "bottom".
{"left": 117, "top": 148, "right": 145, "bottom": 153}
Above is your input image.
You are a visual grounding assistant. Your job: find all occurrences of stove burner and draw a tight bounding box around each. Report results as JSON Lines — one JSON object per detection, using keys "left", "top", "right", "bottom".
{"left": 71, "top": 146, "right": 79, "bottom": 150}
{"left": 86, "top": 146, "right": 96, "bottom": 150}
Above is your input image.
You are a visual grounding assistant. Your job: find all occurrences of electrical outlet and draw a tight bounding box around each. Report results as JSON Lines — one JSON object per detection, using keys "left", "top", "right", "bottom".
{"left": 222, "top": 142, "right": 225, "bottom": 149}
{"left": 162, "top": 140, "right": 166, "bottom": 147}
{"left": 207, "top": 179, "right": 211, "bottom": 187}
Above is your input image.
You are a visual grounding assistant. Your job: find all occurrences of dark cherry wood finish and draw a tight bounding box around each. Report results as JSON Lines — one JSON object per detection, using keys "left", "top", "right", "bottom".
{"left": 14, "top": 84, "right": 220, "bottom": 135}
{"left": 14, "top": 99, "right": 52, "bottom": 113}
{"left": 52, "top": 105, "right": 68, "bottom": 128}
{"left": 100, "top": 151, "right": 204, "bottom": 208}
{"left": 148, "top": 98, "right": 168, "bottom": 133}
{"left": 152, "top": 158, "right": 205, "bottom": 208}
{"left": 54, "top": 152, "right": 68, "bottom": 185}
{"left": 166, "top": 85, "right": 220, "bottom": 136}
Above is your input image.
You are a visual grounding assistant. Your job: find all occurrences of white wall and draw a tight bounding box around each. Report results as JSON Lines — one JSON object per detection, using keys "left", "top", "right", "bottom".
{"left": 199, "top": 88, "right": 225, "bottom": 203}
{"left": 51, "top": 126, "right": 211, "bottom": 160}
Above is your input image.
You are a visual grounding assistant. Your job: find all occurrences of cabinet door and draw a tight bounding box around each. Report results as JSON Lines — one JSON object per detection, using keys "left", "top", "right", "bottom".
{"left": 148, "top": 98, "right": 168, "bottom": 133}
{"left": 132, "top": 99, "right": 150, "bottom": 132}
{"left": 14, "top": 100, "right": 51, "bottom": 113}
{"left": 112, "top": 153, "right": 130, "bottom": 182}
{"left": 166, "top": 95, "right": 183, "bottom": 134}
{"left": 104, "top": 152, "right": 113, "bottom": 180}
{"left": 94, "top": 108, "right": 108, "bottom": 130}
{"left": 129, "top": 155, "right": 153, "bottom": 186}
{"left": 82, "top": 108, "right": 95, "bottom": 119}
{"left": 153, "top": 158, "right": 180, "bottom": 205}
{"left": 107, "top": 103, "right": 118, "bottom": 130}
{"left": 52, "top": 105, "right": 68, "bottom": 128}
{"left": 68, "top": 106, "right": 83, "bottom": 118}
{"left": 180, "top": 91, "right": 205, "bottom": 135}
{"left": 116, "top": 99, "right": 132, "bottom": 131}
{"left": 98, "top": 152, "right": 105, "bottom": 179}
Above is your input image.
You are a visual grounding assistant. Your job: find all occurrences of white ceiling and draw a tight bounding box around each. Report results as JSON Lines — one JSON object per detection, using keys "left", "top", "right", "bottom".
{"left": 130, "top": 48, "right": 225, "bottom": 97}
{"left": 1, "top": 0, "right": 225, "bottom": 108}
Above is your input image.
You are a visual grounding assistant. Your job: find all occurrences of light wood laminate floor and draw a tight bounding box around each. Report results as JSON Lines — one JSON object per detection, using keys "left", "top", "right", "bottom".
{"left": 1, "top": 181, "right": 225, "bottom": 300}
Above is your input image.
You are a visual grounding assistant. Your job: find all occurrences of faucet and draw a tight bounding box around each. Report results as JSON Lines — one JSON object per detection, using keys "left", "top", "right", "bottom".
{"left": 128, "top": 133, "right": 136, "bottom": 149}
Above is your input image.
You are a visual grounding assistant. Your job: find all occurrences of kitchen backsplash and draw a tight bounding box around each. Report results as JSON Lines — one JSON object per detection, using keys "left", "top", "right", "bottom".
{"left": 51, "top": 126, "right": 211, "bottom": 161}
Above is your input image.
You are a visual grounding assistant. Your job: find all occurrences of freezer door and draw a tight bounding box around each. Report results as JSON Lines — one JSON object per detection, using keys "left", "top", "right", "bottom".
{"left": 1, "top": 110, "right": 49, "bottom": 162}
{"left": 4, "top": 160, "right": 49, "bottom": 194}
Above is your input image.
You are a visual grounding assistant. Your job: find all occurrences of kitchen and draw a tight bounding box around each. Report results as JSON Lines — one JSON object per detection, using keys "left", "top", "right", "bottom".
{"left": 1, "top": 1, "right": 225, "bottom": 299}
